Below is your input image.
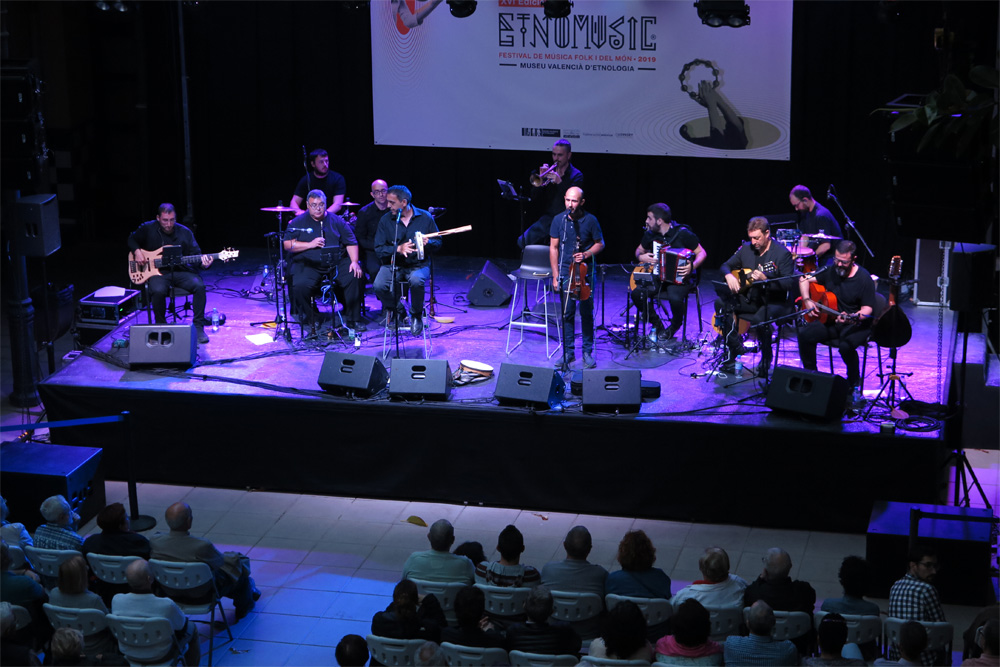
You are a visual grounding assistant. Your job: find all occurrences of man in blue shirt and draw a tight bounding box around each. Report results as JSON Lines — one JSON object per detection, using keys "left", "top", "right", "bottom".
{"left": 724, "top": 601, "right": 798, "bottom": 666}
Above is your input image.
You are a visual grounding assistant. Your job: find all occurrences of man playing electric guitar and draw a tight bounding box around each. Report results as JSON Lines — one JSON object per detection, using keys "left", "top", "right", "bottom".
{"left": 128, "top": 203, "right": 214, "bottom": 343}
{"left": 715, "top": 216, "right": 796, "bottom": 377}
{"left": 796, "top": 239, "right": 876, "bottom": 389}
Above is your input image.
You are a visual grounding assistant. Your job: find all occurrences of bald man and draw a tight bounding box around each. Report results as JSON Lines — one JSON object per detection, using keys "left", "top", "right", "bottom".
{"left": 354, "top": 179, "right": 390, "bottom": 283}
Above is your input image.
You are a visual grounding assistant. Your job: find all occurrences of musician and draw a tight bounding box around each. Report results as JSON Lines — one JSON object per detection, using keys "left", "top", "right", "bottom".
{"left": 716, "top": 217, "right": 796, "bottom": 376}
{"left": 283, "top": 190, "right": 365, "bottom": 332}
{"left": 354, "top": 179, "right": 389, "bottom": 283}
{"left": 291, "top": 149, "right": 346, "bottom": 216}
{"left": 790, "top": 185, "right": 841, "bottom": 265}
{"left": 374, "top": 185, "right": 441, "bottom": 337}
{"left": 632, "top": 203, "right": 707, "bottom": 341}
{"left": 517, "top": 139, "right": 584, "bottom": 249}
{"left": 550, "top": 187, "right": 604, "bottom": 369}
{"left": 128, "top": 203, "right": 213, "bottom": 344}
{"left": 796, "top": 240, "right": 876, "bottom": 388}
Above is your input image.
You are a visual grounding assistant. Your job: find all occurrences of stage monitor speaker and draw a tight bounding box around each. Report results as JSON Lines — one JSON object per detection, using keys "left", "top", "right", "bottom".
{"left": 13, "top": 193, "right": 60, "bottom": 257}
{"left": 317, "top": 352, "right": 388, "bottom": 397}
{"left": 582, "top": 369, "right": 641, "bottom": 413}
{"left": 949, "top": 243, "right": 996, "bottom": 312}
{"left": 765, "top": 365, "right": 849, "bottom": 421}
{"left": 128, "top": 324, "right": 197, "bottom": 368}
{"left": 494, "top": 363, "right": 565, "bottom": 410}
{"left": 389, "top": 359, "right": 452, "bottom": 401}
{"left": 0, "top": 441, "right": 106, "bottom": 533}
{"left": 467, "top": 260, "right": 514, "bottom": 307}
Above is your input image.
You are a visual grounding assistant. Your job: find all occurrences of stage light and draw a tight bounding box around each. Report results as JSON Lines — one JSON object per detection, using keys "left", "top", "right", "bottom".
{"left": 447, "top": 1, "right": 477, "bottom": 18}
{"left": 542, "top": 0, "right": 572, "bottom": 19}
{"left": 694, "top": 1, "right": 750, "bottom": 28}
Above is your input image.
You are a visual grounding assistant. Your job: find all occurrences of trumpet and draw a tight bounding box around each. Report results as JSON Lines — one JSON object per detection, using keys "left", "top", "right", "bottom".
{"left": 529, "top": 163, "right": 559, "bottom": 187}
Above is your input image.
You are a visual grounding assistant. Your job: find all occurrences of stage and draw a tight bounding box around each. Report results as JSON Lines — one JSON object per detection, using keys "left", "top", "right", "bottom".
{"left": 39, "top": 250, "right": 958, "bottom": 533}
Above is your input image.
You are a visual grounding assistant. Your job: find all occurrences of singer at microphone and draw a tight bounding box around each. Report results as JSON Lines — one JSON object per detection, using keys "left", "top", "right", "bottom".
{"left": 788, "top": 183, "right": 843, "bottom": 267}
{"left": 289, "top": 147, "right": 346, "bottom": 216}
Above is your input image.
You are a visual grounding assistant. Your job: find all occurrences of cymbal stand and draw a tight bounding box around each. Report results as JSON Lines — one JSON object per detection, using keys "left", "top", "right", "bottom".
{"left": 251, "top": 207, "right": 294, "bottom": 342}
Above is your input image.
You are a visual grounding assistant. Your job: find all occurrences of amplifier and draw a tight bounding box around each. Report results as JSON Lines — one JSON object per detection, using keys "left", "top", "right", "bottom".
{"left": 79, "top": 288, "right": 141, "bottom": 325}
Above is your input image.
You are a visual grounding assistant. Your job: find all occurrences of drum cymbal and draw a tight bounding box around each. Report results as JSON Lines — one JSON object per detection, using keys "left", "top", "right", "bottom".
{"left": 806, "top": 232, "right": 842, "bottom": 241}
{"left": 340, "top": 201, "right": 361, "bottom": 207}
{"left": 260, "top": 206, "right": 297, "bottom": 212}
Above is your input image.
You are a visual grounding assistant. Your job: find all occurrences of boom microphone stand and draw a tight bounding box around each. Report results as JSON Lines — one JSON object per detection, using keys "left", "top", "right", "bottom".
{"left": 826, "top": 185, "right": 874, "bottom": 260}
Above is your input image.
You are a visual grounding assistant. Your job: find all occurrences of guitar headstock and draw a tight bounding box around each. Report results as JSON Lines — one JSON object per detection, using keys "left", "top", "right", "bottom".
{"left": 889, "top": 255, "right": 902, "bottom": 280}
{"left": 218, "top": 248, "right": 240, "bottom": 262}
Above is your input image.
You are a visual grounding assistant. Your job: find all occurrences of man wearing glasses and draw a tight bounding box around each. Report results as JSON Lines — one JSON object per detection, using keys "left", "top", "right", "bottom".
{"left": 284, "top": 190, "right": 364, "bottom": 333}
{"left": 796, "top": 239, "right": 876, "bottom": 390}
{"left": 887, "top": 545, "right": 946, "bottom": 665}
{"left": 354, "top": 179, "right": 390, "bottom": 284}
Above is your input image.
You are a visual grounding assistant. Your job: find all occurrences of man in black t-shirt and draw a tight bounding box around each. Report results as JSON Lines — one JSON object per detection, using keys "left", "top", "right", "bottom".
{"left": 631, "top": 203, "right": 706, "bottom": 341}
{"left": 291, "top": 148, "right": 347, "bottom": 216}
{"left": 790, "top": 185, "right": 842, "bottom": 266}
{"left": 353, "top": 179, "right": 389, "bottom": 283}
{"left": 797, "top": 240, "right": 876, "bottom": 388}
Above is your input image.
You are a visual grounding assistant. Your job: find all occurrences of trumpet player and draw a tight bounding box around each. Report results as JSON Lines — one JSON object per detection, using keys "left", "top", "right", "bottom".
{"left": 374, "top": 185, "right": 441, "bottom": 336}
{"left": 517, "top": 139, "right": 584, "bottom": 249}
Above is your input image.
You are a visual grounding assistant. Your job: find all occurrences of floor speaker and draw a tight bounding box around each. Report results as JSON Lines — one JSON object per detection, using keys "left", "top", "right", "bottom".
{"left": 128, "top": 324, "right": 197, "bottom": 367}
{"left": 12, "top": 193, "right": 61, "bottom": 257}
{"left": 949, "top": 243, "right": 996, "bottom": 312}
{"left": 389, "top": 359, "right": 452, "bottom": 401}
{"left": 494, "top": 363, "right": 565, "bottom": 410}
{"left": 467, "top": 260, "right": 514, "bottom": 307}
{"left": 765, "top": 366, "right": 849, "bottom": 420}
{"left": 582, "top": 369, "right": 642, "bottom": 413}
{"left": 0, "top": 441, "right": 106, "bottom": 533}
{"left": 317, "top": 352, "right": 388, "bottom": 397}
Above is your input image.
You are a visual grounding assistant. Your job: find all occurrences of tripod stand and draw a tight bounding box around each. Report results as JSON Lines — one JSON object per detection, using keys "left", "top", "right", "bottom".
{"left": 251, "top": 205, "right": 296, "bottom": 342}
{"left": 863, "top": 346, "right": 914, "bottom": 419}
{"left": 624, "top": 273, "right": 659, "bottom": 359}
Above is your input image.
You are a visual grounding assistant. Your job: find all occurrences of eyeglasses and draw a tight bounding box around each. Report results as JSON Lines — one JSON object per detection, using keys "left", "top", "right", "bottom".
{"left": 917, "top": 561, "right": 940, "bottom": 570}
{"left": 307, "top": 202, "right": 326, "bottom": 209}
{"left": 372, "top": 189, "right": 387, "bottom": 194}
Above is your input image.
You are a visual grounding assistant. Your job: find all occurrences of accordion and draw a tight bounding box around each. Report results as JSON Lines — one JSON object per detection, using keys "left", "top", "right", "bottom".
{"left": 658, "top": 247, "right": 695, "bottom": 285}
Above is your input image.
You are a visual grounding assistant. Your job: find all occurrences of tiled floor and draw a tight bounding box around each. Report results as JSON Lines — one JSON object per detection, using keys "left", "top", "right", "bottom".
{"left": 63, "top": 471, "right": 997, "bottom": 667}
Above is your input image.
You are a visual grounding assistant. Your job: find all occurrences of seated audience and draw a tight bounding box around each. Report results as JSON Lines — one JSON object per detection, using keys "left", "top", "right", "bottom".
{"left": 48, "top": 555, "right": 116, "bottom": 656}
{"left": 588, "top": 599, "right": 654, "bottom": 662}
{"left": 654, "top": 599, "right": 723, "bottom": 665}
{"left": 803, "top": 613, "right": 866, "bottom": 666}
{"left": 743, "top": 546, "right": 816, "bottom": 654}
{"left": 33, "top": 495, "right": 83, "bottom": 552}
{"left": 149, "top": 501, "right": 259, "bottom": 620}
{"left": 505, "top": 585, "right": 582, "bottom": 656}
{"left": 723, "top": 601, "right": 798, "bottom": 666}
{"left": 440, "top": 585, "right": 504, "bottom": 648}
{"left": 671, "top": 547, "right": 747, "bottom": 610}
{"left": 887, "top": 543, "right": 946, "bottom": 665}
{"left": 874, "top": 620, "right": 927, "bottom": 666}
{"left": 335, "top": 633, "right": 370, "bottom": 666}
{"left": 541, "top": 525, "right": 608, "bottom": 639}
{"left": 475, "top": 524, "right": 540, "bottom": 588}
{"left": 964, "top": 606, "right": 1000, "bottom": 662}
{"left": 414, "top": 640, "right": 447, "bottom": 666}
{"left": 0, "top": 541, "right": 49, "bottom": 648}
{"left": 820, "top": 555, "right": 881, "bottom": 616}
{"left": 401, "top": 519, "right": 475, "bottom": 584}
{"left": 962, "top": 618, "right": 1000, "bottom": 666}
{"left": 82, "top": 503, "right": 151, "bottom": 559}
{"left": 453, "top": 541, "right": 486, "bottom": 566}
{"left": 371, "top": 579, "right": 446, "bottom": 643}
{"left": 0, "top": 601, "right": 41, "bottom": 666}
{"left": 111, "top": 559, "right": 200, "bottom": 666}
{"left": 1, "top": 496, "right": 34, "bottom": 572}
{"left": 606, "top": 529, "right": 672, "bottom": 599}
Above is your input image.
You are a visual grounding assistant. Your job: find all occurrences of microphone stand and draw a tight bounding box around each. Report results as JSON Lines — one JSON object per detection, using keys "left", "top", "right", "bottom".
{"left": 389, "top": 209, "right": 404, "bottom": 358}
{"left": 827, "top": 188, "right": 874, "bottom": 260}
{"left": 251, "top": 206, "right": 294, "bottom": 342}
{"left": 424, "top": 208, "right": 465, "bottom": 317}
{"left": 556, "top": 211, "right": 572, "bottom": 373}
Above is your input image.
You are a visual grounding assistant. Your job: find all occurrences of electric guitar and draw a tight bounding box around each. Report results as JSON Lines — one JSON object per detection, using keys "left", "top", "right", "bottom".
{"left": 129, "top": 246, "right": 240, "bottom": 285}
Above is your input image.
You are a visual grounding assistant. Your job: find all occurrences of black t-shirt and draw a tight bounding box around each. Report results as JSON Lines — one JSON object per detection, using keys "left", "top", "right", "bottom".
{"left": 354, "top": 201, "right": 386, "bottom": 252}
{"left": 294, "top": 170, "right": 347, "bottom": 203}
{"left": 816, "top": 264, "right": 877, "bottom": 316}
{"left": 284, "top": 212, "right": 357, "bottom": 269}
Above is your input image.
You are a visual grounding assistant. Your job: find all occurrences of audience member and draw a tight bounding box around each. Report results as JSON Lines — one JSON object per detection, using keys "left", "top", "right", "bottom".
{"left": 371, "top": 579, "right": 446, "bottom": 643}
{"left": 671, "top": 546, "right": 748, "bottom": 610}
{"left": 111, "top": 559, "right": 200, "bottom": 666}
{"left": 887, "top": 543, "right": 946, "bottom": 665}
{"left": 149, "top": 502, "right": 259, "bottom": 620}
{"left": 0, "top": 601, "right": 41, "bottom": 666}
{"left": 874, "top": 620, "right": 927, "bottom": 666}
{"left": 743, "top": 547, "right": 816, "bottom": 654}
{"left": 723, "top": 600, "right": 798, "bottom": 666}
{"left": 401, "top": 519, "right": 475, "bottom": 584}
{"left": 540, "top": 525, "right": 608, "bottom": 639}
{"left": 49, "top": 555, "right": 116, "bottom": 656}
{"left": 1, "top": 496, "right": 34, "bottom": 571}
{"left": 440, "top": 585, "right": 504, "bottom": 648}
{"left": 335, "top": 633, "right": 370, "bottom": 666}
{"left": 33, "top": 495, "right": 83, "bottom": 551}
{"left": 505, "top": 586, "right": 582, "bottom": 656}
{"left": 475, "top": 524, "right": 540, "bottom": 588}
{"left": 606, "top": 530, "right": 672, "bottom": 599}
{"left": 0, "top": 540, "right": 49, "bottom": 648}
{"left": 588, "top": 599, "right": 654, "bottom": 662}
{"left": 82, "top": 503, "right": 151, "bottom": 559}
{"left": 803, "top": 613, "right": 866, "bottom": 666}
{"left": 414, "top": 640, "right": 447, "bottom": 666}
{"left": 654, "top": 598, "right": 723, "bottom": 665}
{"left": 962, "top": 617, "right": 1000, "bottom": 666}
{"left": 964, "top": 606, "right": 1000, "bottom": 662}
{"left": 453, "top": 541, "right": 486, "bottom": 567}
{"left": 821, "top": 555, "right": 880, "bottom": 616}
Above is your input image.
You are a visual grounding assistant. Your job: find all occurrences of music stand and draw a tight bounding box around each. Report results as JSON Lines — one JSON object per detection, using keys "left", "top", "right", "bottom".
{"left": 624, "top": 270, "right": 658, "bottom": 359}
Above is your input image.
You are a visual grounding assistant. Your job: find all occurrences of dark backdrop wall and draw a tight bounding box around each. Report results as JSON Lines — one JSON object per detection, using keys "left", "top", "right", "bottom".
{"left": 2, "top": 1, "right": 996, "bottom": 276}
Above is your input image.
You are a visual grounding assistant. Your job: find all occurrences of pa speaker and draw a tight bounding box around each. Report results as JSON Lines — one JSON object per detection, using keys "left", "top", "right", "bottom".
{"left": 389, "top": 359, "right": 452, "bottom": 401}
{"left": 949, "top": 243, "right": 996, "bottom": 312}
{"left": 766, "top": 365, "right": 849, "bottom": 420}
{"left": 582, "top": 369, "right": 642, "bottom": 413}
{"left": 128, "top": 324, "right": 197, "bottom": 368}
{"left": 467, "top": 260, "right": 514, "bottom": 307}
{"left": 318, "top": 352, "right": 388, "bottom": 397}
{"left": 12, "top": 193, "right": 61, "bottom": 257}
{"left": 494, "top": 363, "right": 565, "bottom": 410}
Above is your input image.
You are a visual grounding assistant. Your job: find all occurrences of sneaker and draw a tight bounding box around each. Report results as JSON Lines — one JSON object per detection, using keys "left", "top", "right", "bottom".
{"left": 555, "top": 354, "right": 576, "bottom": 369}
{"left": 582, "top": 351, "right": 596, "bottom": 369}
{"left": 195, "top": 326, "right": 209, "bottom": 344}
{"left": 410, "top": 317, "right": 423, "bottom": 336}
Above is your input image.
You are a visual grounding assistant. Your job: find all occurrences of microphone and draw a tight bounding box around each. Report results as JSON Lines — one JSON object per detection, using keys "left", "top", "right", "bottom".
{"left": 286, "top": 226, "right": 314, "bottom": 233}
{"left": 396, "top": 209, "right": 403, "bottom": 223}
{"left": 302, "top": 145, "right": 307, "bottom": 162}
{"left": 826, "top": 184, "right": 835, "bottom": 199}
{"left": 428, "top": 206, "right": 446, "bottom": 218}
{"left": 808, "top": 265, "right": 831, "bottom": 277}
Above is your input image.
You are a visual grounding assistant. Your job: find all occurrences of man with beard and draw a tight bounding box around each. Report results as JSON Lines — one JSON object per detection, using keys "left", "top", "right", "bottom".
{"left": 518, "top": 139, "right": 585, "bottom": 249}
{"left": 716, "top": 217, "right": 796, "bottom": 377}
{"left": 291, "top": 148, "right": 346, "bottom": 215}
{"left": 886, "top": 545, "right": 946, "bottom": 665}
{"left": 796, "top": 240, "right": 875, "bottom": 389}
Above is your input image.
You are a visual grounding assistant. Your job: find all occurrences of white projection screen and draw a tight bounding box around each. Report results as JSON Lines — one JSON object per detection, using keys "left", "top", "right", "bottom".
{"left": 371, "top": 0, "right": 792, "bottom": 160}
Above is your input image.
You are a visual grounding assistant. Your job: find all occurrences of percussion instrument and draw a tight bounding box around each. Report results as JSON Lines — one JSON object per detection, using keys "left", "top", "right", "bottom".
{"left": 805, "top": 232, "right": 842, "bottom": 241}
{"left": 453, "top": 359, "right": 494, "bottom": 386}
{"left": 413, "top": 224, "right": 472, "bottom": 261}
{"left": 340, "top": 201, "right": 361, "bottom": 207}
{"left": 658, "top": 247, "right": 695, "bottom": 285}
{"left": 260, "top": 205, "right": 297, "bottom": 212}
{"left": 792, "top": 247, "right": 817, "bottom": 274}
{"left": 775, "top": 228, "right": 800, "bottom": 244}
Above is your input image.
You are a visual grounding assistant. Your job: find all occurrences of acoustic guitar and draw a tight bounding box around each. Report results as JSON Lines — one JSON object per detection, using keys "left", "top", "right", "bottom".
{"left": 129, "top": 246, "right": 240, "bottom": 285}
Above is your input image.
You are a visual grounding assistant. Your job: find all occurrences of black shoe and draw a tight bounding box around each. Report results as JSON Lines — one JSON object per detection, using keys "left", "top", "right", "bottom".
{"left": 411, "top": 317, "right": 423, "bottom": 336}
{"left": 719, "top": 360, "right": 737, "bottom": 374}
{"left": 664, "top": 323, "right": 680, "bottom": 339}
{"left": 195, "top": 326, "right": 209, "bottom": 344}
